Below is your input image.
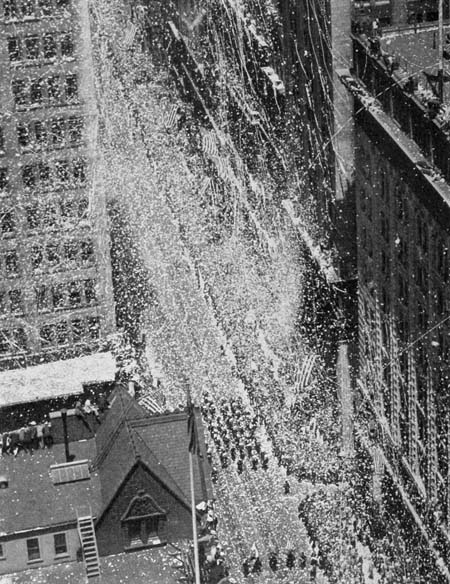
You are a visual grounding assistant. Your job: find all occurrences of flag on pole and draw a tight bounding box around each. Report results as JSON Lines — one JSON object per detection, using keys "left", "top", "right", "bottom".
{"left": 122, "top": 22, "right": 137, "bottom": 49}
{"left": 187, "top": 390, "right": 202, "bottom": 456}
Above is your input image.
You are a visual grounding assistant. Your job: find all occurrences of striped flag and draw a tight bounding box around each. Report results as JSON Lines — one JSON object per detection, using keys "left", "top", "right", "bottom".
{"left": 297, "top": 353, "right": 317, "bottom": 392}
{"left": 187, "top": 390, "right": 201, "bottom": 456}
{"left": 123, "top": 22, "right": 137, "bottom": 48}
{"left": 163, "top": 104, "right": 179, "bottom": 130}
{"left": 138, "top": 394, "right": 164, "bottom": 415}
{"left": 202, "top": 131, "right": 218, "bottom": 158}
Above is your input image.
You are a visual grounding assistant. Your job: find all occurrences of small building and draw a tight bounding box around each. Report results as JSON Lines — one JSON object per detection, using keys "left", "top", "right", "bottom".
{"left": 0, "top": 386, "right": 211, "bottom": 578}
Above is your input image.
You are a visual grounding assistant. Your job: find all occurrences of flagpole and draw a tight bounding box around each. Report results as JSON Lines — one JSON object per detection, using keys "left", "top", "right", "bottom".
{"left": 189, "top": 451, "right": 201, "bottom": 584}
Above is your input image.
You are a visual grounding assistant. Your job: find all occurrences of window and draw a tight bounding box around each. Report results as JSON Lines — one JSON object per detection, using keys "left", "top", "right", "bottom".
{"left": 31, "top": 245, "right": 43, "bottom": 269}
{"left": 61, "top": 33, "right": 73, "bottom": 57}
{"left": 47, "top": 76, "right": 60, "bottom": 102}
{"left": 80, "top": 240, "right": 94, "bottom": 264}
{"left": 5, "top": 251, "right": 18, "bottom": 276}
{"left": 67, "top": 117, "right": 82, "bottom": 143}
{"left": 12, "top": 79, "right": 27, "bottom": 106}
{"left": 46, "top": 243, "right": 59, "bottom": 266}
{"left": 54, "top": 533, "right": 67, "bottom": 556}
{"left": 0, "top": 542, "right": 4, "bottom": 558}
{"left": 34, "top": 121, "right": 46, "bottom": 145}
{"left": 64, "top": 74, "right": 78, "bottom": 101}
{"left": 56, "top": 321, "right": 69, "bottom": 345}
{"left": 0, "top": 128, "right": 4, "bottom": 152}
{"left": 23, "top": 165, "right": 35, "bottom": 189}
{"left": 0, "top": 331, "right": 11, "bottom": 353}
{"left": 64, "top": 240, "right": 78, "bottom": 263}
{"left": 78, "top": 198, "right": 88, "bottom": 218}
{"left": 26, "top": 538, "right": 41, "bottom": 562}
{"left": 24, "top": 36, "right": 39, "bottom": 60}
{"left": 55, "top": 160, "right": 69, "bottom": 184}
{"left": 38, "top": 163, "right": 51, "bottom": 188}
{"left": 42, "top": 203, "right": 57, "bottom": 226}
{"left": 43, "top": 34, "right": 57, "bottom": 59}
{"left": 56, "top": 0, "right": 70, "bottom": 9}
{"left": 39, "top": 0, "right": 52, "bottom": 15}
{"left": 0, "top": 169, "right": 7, "bottom": 191}
{"left": 30, "top": 80, "right": 43, "bottom": 104}
{"left": 50, "top": 119, "right": 64, "bottom": 145}
{"left": 35, "top": 285, "right": 49, "bottom": 312}
{"left": 40, "top": 324, "right": 54, "bottom": 347}
{"left": 52, "top": 283, "right": 65, "bottom": 308}
{"left": 73, "top": 158, "right": 86, "bottom": 184}
{"left": 9, "top": 290, "right": 22, "bottom": 313}
{"left": 1, "top": 211, "right": 15, "bottom": 234}
{"left": 68, "top": 281, "right": 81, "bottom": 306}
{"left": 87, "top": 316, "right": 100, "bottom": 340}
{"left": 71, "top": 317, "right": 84, "bottom": 342}
{"left": 22, "top": 0, "right": 37, "bottom": 17}
{"left": 4, "top": 0, "right": 19, "bottom": 19}
{"left": 17, "top": 124, "right": 31, "bottom": 147}
{"left": 84, "top": 279, "right": 96, "bottom": 304}
{"left": 8, "top": 37, "right": 20, "bottom": 61}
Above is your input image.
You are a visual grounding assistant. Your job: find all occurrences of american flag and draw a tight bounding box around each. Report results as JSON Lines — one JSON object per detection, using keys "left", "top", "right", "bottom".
{"left": 296, "top": 353, "right": 317, "bottom": 392}
{"left": 163, "top": 104, "right": 179, "bottom": 130}
{"left": 122, "top": 22, "right": 137, "bottom": 49}
{"left": 202, "top": 131, "right": 218, "bottom": 158}
{"left": 187, "top": 390, "right": 201, "bottom": 456}
{"left": 138, "top": 394, "right": 164, "bottom": 414}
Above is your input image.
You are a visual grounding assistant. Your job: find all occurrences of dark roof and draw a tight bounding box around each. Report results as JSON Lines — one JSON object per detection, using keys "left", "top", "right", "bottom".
{"left": 0, "top": 439, "right": 101, "bottom": 535}
{"left": 94, "top": 388, "right": 212, "bottom": 522}
{"left": 0, "top": 386, "right": 211, "bottom": 537}
{"left": 94, "top": 385, "right": 149, "bottom": 464}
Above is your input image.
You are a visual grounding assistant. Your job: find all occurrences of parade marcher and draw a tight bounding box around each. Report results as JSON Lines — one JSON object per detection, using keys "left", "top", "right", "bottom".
{"left": 29, "top": 422, "right": 38, "bottom": 451}
{"left": 36, "top": 422, "right": 44, "bottom": 449}
{"left": 9, "top": 430, "right": 19, "bottom": 457}
{"left": 242, "top": 559, "right": 250, "bottom": 577}
{"left": 269, "top": 551, "right": 278, "bottom": 572}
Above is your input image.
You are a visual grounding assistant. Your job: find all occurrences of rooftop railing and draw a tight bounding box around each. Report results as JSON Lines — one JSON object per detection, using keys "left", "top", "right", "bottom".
{"left": 353, "top": 33, "right": 450, "bottom": 182}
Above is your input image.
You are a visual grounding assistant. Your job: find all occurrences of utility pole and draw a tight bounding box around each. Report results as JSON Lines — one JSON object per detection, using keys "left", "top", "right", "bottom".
{"left": 439, "top": 0, "right": 444, "bottom": 102}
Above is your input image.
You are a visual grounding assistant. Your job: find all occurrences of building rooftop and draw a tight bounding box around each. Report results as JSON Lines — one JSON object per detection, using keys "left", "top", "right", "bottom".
{"left": 0, "top": 352, "right": 116, "bottom": 407}
{"left": 0, "top": 386, "right": 211, "bottom": 538}
{"left": 11, "top": 546, "right": 182, "bottom": 584}
{"left": 380, "top": 23, "right": 450, "bottom": 103}
{"left": 0, "top": 439, "right": 101, "bottom": 536}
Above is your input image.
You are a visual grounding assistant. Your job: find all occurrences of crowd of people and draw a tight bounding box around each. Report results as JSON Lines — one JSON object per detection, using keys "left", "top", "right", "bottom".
{"left": 0, "top": 420, "right": 53, "bottom": 457}
{"left": 202, "top": 393, "right": 270, "bottom": 476}
{"left": 0, "top": 394, "right": 109, "bottom": 459}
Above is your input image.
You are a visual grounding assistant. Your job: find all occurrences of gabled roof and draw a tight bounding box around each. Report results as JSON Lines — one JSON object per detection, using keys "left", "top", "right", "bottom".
{"left": 93, "top": 385, "right": 149, "bottom": 468}
{"left": 94, "top": 389, "right": 212, "bottom": 525}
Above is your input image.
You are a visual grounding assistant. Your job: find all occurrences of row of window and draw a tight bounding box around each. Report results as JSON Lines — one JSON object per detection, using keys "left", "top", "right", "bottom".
{"left": 0, "top": 196, "right": 88, "bottom": 237}
{"left": 26, "top": 196, "right": 89, "bottom": 230}
{"left": 31, "top": 238, "right": 94, "bottom": 271}
{"left": 18, "top": 116, "right": 84, "bottom": 150}
{"left": 0, "top": 314, "right": 100, "bottom": 354}
{"left": 35, "top": 278, "right": 97, "bottom": 312}
{"left": 12, "top": 74, "right": 78, "bottom": 109}
{"left": 40, "top": 315, "right": 100, "bottom": 348}
{"left": 0, "top": 278, "right": 96, "bottom": 316}
{"left": 3, "top": 0, "right": 70, "bottom": 20}
{"left": 21, "top": 157, "right": 87, "bottom": 190}
{"left": 0, "top": 533, "right": 67, "bottom": 563}
{"left": 8, "top": 32, "right": 73, "bottom": 62}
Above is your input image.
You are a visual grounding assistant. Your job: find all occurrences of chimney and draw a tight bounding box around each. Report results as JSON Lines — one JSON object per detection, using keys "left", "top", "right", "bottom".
{"left": 60, "top": 408, "right": 71, "bottom": 462}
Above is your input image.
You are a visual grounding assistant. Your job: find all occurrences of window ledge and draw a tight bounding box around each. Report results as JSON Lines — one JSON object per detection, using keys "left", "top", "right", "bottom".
{"left": 54, "top": 553, "right": 70, "bottom": 560}
{"left": 27, "top": 558, "right": 43, "bottom": 565}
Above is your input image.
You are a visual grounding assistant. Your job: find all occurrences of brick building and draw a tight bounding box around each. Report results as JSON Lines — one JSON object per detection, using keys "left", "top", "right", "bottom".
{"left": 339, "top": 15, "right": 450, "bottom": 580}
{"left": 0, "top": 0, "right": 115, "bottom": 370}
{"left": 0, "top": 386, "right": 211, "bottom": 578}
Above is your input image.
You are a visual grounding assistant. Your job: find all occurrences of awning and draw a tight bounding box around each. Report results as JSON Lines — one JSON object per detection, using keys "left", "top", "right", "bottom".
{"left": 0, "top": 352, "right": 116, "bottom": 407}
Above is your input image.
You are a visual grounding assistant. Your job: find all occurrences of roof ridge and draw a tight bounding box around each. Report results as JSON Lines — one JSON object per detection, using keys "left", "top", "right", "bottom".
{"left": 130, "top": 425, "right": 191, "bottom": 507}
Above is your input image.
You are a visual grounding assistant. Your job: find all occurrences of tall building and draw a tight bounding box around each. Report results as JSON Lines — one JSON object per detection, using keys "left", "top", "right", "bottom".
{"left": 0, "top": 0, "right": 115, "bottom": 370}
{"left": 341, "top": 15, "right": 450, "bottom": 580}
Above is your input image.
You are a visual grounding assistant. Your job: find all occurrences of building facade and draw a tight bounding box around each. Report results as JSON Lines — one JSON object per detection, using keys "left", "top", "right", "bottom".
{"left": 341, "top": 18, "right": 450, "bottom": 580}
{"left": 0, "top": 0, "right": 115, "bottom": 370}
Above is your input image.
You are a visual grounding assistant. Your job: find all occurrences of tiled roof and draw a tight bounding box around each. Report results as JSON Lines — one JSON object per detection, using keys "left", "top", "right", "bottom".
{"left": 93, "top": 385, "right": 149, "bottom": 467}
{"left": 0, "top": 439, "right": 101, "bottom": 535}
{"left": 95, "top": 387, "right": 212, "bottom": 520}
